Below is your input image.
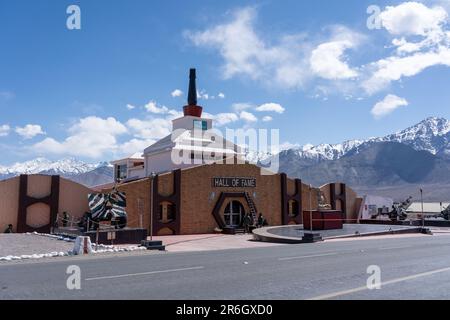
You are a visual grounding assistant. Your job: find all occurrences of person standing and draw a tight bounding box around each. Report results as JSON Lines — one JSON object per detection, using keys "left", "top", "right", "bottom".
{"left": 62, "top": 211, "right": 69, "bottom": 227}
{"left": 243, "top": 213, "right": 251, "bottom": 234}
{"left": 257, "top": 213, "right": 265, "bottom": 228}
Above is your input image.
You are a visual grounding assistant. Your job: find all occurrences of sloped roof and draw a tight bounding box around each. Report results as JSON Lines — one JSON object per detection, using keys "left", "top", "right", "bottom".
{"left": 143, "top": 134, "right": 175, "bottom": 154}
{"left": 144, "top": 131, "right": 243, "bottom": 156}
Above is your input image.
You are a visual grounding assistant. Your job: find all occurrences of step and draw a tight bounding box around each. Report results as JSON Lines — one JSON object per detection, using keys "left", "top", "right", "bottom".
{"left": 145, "top": 245, "right": 166, "bottom": 251}
{"left": 302, "top": 233, "right": 323, "bottom": 243}
{"left": 141, "top": 240, "right": 163, "bottom": 246}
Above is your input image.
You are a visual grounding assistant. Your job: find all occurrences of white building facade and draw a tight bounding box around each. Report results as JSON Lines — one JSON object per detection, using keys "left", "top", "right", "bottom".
{"left": 111, "top": 69, "right": 243, "bottom": 182}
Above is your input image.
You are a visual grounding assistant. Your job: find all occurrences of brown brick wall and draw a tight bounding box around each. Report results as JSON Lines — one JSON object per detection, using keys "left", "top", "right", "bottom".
{"left": 113, "top": 178, "right": 151, "bottom": 231}
{"left": 179, "top": 163, "right": 284, "bottom": 234}
{"left": 112, "top": 164, "right": 363, "bottom": 235}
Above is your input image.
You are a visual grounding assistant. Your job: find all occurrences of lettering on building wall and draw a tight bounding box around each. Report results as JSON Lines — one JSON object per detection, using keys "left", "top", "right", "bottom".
{"left": 212, "top": 177, "right": 256, "bottom": 188}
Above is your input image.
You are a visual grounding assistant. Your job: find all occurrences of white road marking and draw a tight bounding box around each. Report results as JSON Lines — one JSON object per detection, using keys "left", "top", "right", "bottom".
{"left": 308, "top": 266, "right": 450, "bottom": 300}
{"left": 377, "top": 246, "right": 412, "bottom": 251}
{"left": 278, "top": 253, "right": 338, "bottom": 261}
{"left": 85, "top": 266, "right": 205, "bottom": 281}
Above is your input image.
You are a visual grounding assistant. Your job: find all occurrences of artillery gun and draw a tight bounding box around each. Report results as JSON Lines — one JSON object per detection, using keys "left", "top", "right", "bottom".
{"left": 440, "top": 204, "right": 450, "bottom": 221}
{"left": 386, "top": 196, "right": 412, "bottom": 222}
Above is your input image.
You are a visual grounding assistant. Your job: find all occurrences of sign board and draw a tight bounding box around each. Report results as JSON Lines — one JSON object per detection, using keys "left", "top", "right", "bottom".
{"left": 212, "top": 177, "right": 256, "bottom": 188}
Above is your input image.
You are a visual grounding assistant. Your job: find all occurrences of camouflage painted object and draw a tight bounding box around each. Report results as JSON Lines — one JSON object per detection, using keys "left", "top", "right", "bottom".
{"left": 87, "top": 189, "right": 127, "bottom": 229}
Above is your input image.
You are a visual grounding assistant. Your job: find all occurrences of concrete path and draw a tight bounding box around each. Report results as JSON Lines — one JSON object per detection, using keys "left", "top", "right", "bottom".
{"left": 152, "top": 234, "right": 285, "bottom": 252}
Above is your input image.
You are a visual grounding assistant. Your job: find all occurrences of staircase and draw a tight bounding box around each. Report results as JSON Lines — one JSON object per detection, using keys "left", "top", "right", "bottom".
{"left": 244, "top": 192, "right": 258, "bottom": 226}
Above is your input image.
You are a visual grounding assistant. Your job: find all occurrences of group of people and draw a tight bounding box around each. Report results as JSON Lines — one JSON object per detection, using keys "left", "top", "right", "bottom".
{"left": 242, "top": 213, "right": 268, "bottom": 234}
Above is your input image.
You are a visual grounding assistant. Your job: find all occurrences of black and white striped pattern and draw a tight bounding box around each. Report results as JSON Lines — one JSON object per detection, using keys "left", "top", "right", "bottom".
{"left": 88, "top": 191, "right": 127, "bottom": 221}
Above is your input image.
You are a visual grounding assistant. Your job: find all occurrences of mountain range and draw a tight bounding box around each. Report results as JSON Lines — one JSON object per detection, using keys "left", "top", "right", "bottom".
{"left": 0, "top": 158, "right": 114, "bottom": 187}
{"left": 1, "top": 117, "right": 450, "bottom": 201}
{"left": 269, "top": 117, "right": 450, "bottom": 201}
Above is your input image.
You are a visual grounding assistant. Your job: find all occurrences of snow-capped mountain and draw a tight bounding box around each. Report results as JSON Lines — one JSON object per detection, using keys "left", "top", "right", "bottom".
{"left": 275, "top": 117, "right": 450, "bottom": 163}
{"left": 378, "top": 117, "right": 450, "bottom": 157}
{"left": 0, "top": 158, "right": 113, "bottom": 187}
{"left": 0, "top": 157, "right": 103, "bottom": 176}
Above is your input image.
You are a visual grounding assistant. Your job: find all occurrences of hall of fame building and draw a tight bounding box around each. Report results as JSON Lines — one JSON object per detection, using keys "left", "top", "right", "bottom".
{"left": 104, "top": 69, "right": 362, "bottom": 236}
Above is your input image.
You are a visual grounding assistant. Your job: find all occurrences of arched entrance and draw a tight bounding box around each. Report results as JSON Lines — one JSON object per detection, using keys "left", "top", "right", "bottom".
{"left": 224, "top": 200, "right": 245, "bottom": 228}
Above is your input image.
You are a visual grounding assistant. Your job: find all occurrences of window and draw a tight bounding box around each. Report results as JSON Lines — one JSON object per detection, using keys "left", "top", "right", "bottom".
{"left": 158, "top": 202, "right": 176, "bottom": 223}
{"left": 167, "top": 203, "right": 176, "bottom": 221}
{"left": 116, "top": 164, "right": 127, "bottom": 181}
{"left": 288, "top": 200, "right": 299, "bottom": 217}
{"left": 193, "top": 120, "right": 207, "bottom": 130}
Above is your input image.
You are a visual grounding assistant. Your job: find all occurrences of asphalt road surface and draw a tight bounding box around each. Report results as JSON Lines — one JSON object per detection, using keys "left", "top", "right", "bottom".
{"left": 2, "top": 235, "right": 450, "bottom": 300}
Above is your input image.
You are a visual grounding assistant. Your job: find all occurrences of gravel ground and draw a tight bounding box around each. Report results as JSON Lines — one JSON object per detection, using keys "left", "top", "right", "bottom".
{"left": 0, "top": 234, "right": 74, "bottom": 257}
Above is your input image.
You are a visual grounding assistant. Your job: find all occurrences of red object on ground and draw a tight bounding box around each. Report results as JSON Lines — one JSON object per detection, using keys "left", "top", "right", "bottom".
{"left": 183, "top": 105, "right": 203, "bottom": 117}
{"left": 303, "top": 210, "right": 343, "bottom": 230}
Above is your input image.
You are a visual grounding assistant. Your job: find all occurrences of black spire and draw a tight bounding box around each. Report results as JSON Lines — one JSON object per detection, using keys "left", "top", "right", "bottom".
{"left": 187, "top": 68, "right": 197, "bottom": 106}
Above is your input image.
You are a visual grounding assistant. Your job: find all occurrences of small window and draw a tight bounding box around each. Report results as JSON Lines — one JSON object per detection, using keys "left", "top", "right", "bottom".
{"left": 288, "top": 200, "right": 299, "bottom": 217}
{"left": 193, "top": 120, "right": 207, "bottom": 131}
{"left": 158, "top": 202, "right": 176, "bottom": 223}
{"left": 116, "top": 164, "right": 127, "bottom": 181}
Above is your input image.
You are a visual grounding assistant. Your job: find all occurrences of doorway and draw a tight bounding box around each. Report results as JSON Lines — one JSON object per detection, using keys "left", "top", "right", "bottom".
{"left": 224, "top": 200, "right": 245, "bottom": 228}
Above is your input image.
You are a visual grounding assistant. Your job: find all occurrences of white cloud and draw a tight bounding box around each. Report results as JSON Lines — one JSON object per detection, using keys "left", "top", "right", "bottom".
{"left": 0, "top": 124, "right": 10, "bottom": 137}
{"left": 197, "top": 90, "right": 209, "bottom": 100}
{"left": 262, "top": 116, "right": 273, "bottom": 122}
{"left": 33, "top": 117, "right": 127, "bottom": 159}
{"left": 186, "top": 7, "right": 364, "bottom": 91}
{"left": 232, "top": 103, "right": 253, "bottom": 112}
{"left": 187, "top": 3, "right": 450, "bottom": 107}
{"left": 126, "top": 104, "right": 136, "bottom": 110}
{"left": 310, "top": 40, "right": 359, "bottom": 80}
{"left": 145, "top": 101, "right": 169, "bottom": 114}
{"left": 371, "top": 94, "right": 409, "bottom": 118}
{"left": 120, "top": 138, "right": 155, "bottom": 156}
{"left": 205, "top": 112, "right": 239, "bottom": 126}
{"left": 380, "top": 2, "right": 448, "bottom": 36}
{"left": 15, "top": 124, "right": 45, "bottom": 139}
{"left": 255, "top": 103, "right": 285, "bottom": 114}
{"left": 126, "top": 118, "right": 172, "bottom": 140}
{"left": 186, "top": 7, "right": 313, "bottom": 89}
{"left": 171, "top": 89, "right": 183, "bottom": 97}
{"left": 362, "top": 2, "right": 450, "bottom": 94}
{"left": 363, "top": 47, "right": 450, "bottom": 94}
{"left": 240, "top": 111, "right": 258, "bottom": 122}
{"left": 218, "top": 92, "right": 226, "bottom": 99}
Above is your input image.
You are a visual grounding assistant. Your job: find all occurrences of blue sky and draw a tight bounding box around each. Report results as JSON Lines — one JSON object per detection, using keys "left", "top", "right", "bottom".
{"left": 0, "top": 0, "right": 450, "bottom": 165}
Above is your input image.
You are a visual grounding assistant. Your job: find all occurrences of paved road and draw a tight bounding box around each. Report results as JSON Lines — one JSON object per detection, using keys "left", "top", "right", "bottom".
{"left": 2, "top": 235, "right": 450, "bottom": 300}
